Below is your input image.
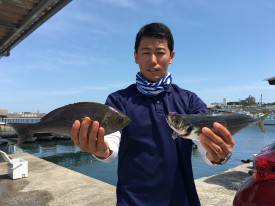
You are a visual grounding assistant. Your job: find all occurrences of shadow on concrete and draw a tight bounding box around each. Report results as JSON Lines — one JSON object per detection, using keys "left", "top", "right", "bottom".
{"left": 203, "top": 171, "right": 250, "bottom": 191}
{"left": 0, "top": 178, "right": 54, "bottom": 206}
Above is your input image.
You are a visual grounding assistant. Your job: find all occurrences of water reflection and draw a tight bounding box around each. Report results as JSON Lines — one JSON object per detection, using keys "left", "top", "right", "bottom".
{"left": 5, "top": 140, "right": 80, "bottom": 158}
{"left": 0, "top": 140, "right": 118, "bottom": 185}
{"left": 192, "top": 124, "right": 275, "bottom": 178}
{"left": 43, "top": 152, "right": 93, "bottom": 168}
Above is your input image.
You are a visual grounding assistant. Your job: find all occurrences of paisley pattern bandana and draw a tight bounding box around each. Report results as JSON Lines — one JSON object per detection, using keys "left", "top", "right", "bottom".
{"left": 136, "top": 72, "right": 172, "bottom": 96}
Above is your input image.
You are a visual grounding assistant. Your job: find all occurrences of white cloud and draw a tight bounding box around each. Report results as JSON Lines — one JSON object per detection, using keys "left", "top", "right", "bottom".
{"left": 204, "top": 83, "right": 275, "bottom": 94}
{"left": 34, "top": 4, "right": 111, "bottom": 38}
{"left": 46, "top": 90, "right": 82, "bottom": 96}
{"left": 176, "top": 78, "right": 210, "bottom": 85}
{"left": 29, "top": 83, "right": 127, "bottom": 97}
{"left": 6, "top": 49, "right": 97, "bottom": 72}
{"left": 94, "top": 0, "right": 135, "bottom": 8}
{"left": 83, "top": 86, "right": 111, "bottom": 91}
{"left": 84, "top": 82, "right": 130, "bottom": 91}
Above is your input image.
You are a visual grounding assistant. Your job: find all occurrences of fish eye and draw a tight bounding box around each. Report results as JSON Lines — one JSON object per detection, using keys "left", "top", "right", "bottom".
{"left": 117, "top": 116, "right": 124, "bottom": 124}
{"left": 186, "top": 125, "right": 193, "bottom": 134}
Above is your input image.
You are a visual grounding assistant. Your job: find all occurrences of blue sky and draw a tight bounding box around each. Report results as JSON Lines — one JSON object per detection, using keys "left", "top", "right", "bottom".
{"left": 1, "top": 0, "right": 274, "bottom": 113}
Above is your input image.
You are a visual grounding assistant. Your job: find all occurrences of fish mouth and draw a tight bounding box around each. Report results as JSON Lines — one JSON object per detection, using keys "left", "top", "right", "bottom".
{"left": 166, "top": 116, "right": 186, "bottom": 136}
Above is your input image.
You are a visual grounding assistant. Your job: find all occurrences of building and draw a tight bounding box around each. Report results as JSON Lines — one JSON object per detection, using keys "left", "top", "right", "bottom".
{"left": 223, "top": 98, "right": 227, "bottom": 106}
{"left": 245, "top": 95, "right": 256, "bottom": 105}
{"left": 0, "top": 108, "right": 8, "bottom": 121}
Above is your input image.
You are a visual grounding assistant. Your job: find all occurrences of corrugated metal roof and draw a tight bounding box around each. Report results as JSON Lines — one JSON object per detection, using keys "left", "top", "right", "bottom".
{"left": 0, "top": 0, "right": 71, "bottom": 57}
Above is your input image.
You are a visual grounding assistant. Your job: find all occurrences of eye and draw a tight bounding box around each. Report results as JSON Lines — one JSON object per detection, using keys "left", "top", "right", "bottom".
{"left": 157, "top": 51, "right": 165, "bottom": 55}
{"left": 142, "top": 52, "right": 150, "bottom": 55}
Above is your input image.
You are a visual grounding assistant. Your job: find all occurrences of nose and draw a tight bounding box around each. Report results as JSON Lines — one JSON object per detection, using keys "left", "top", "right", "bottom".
{"left": 149, "top": 54, "right": 157, "bottom": 65}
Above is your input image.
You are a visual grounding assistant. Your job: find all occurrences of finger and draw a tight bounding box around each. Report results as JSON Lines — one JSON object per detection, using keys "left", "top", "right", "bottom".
{"left": 201, "top": 127, "right": 231, "bottom": 154}
{"left": 200, "top": 139, "right": 220, "bottom": 162}
{"left": 71, "top": 120, "right": 80, "bottom": 146}
{"left": 213, "top": 122, "right": 236, "bottom": 145}
{"left": 88, "top": 121, "right": 99, "bottom": 152}
{"left": 78, "top": 118, "right": 91, "bottom": 150}
{"left": 97, "top": 126, "right": 106, "bottom": 149}
{"left": 96, "top": 127, "right": 110, "bottom": 158}
{"left": 200, "top": 134, "right": 225, "bottom": 159}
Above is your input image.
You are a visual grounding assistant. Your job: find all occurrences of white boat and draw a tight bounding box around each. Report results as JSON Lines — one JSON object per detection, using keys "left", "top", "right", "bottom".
{"left": 264, "top": 113, "right": 275, "bottom": 125}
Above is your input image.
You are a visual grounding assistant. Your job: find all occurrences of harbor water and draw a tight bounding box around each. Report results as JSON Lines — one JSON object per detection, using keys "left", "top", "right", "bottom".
{"left": 1, "top": 125, "right": 274, "bottom": 186}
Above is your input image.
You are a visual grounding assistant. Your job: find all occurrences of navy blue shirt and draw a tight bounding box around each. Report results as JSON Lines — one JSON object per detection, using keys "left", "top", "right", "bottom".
{"left": 105, "top": 84, "right": 207, "bottom": 206}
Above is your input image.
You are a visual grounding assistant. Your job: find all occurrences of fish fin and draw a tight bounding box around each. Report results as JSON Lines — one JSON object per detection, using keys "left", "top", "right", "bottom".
{"left": 8, "top": 123, "right": 35, "bottom": 143}
{"left": 256, "top": 113, "right": 269, "bottom": 133}
{"left": 82, "top": 116, "right": 92, "bottom": 122}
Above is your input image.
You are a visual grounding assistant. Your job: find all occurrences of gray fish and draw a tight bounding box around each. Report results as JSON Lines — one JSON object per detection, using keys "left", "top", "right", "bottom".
{"left": 166, "top": 112, "right": 268, "bottom": 141}
{"left": 9, "top": 102, "right": 131, "bottom": 143}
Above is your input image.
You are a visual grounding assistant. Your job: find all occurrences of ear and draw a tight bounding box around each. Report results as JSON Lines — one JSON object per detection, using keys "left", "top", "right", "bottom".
{"left": 169, "top": 51, "right": 175, "bottom": 64}
{"left": 134, "top": 52, "right": 138, "bottom": 64}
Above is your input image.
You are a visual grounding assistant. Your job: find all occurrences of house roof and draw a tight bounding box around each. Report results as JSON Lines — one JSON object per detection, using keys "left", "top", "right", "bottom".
{"left": 0, "top": 0, "right": 71, "bottom": 57}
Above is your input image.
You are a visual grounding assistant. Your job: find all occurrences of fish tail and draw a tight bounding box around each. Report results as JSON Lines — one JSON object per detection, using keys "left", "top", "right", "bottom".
{"left": 256, "top": 113, "right": 269, "bottom": 133}
{"left": 8, "top": 123, "right": 36, "bottom": 143}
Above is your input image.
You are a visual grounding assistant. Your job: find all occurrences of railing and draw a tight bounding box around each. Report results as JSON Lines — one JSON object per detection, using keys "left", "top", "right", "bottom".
{"left": 1, "top": 118, "right": 41, "bottom": 124}
{"left": 0, "top": 118, "right": 40, "bottom": 137}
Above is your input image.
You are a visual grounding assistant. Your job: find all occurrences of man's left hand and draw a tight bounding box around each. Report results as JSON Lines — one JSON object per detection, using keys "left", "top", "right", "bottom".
{"left": 200, "top": 122, "right": 236, "bottom": 164}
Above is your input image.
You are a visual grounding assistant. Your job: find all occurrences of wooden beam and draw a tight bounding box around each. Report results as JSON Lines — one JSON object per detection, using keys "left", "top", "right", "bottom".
{"left": 0, "top": 19, "right": 18, "bottom": 30}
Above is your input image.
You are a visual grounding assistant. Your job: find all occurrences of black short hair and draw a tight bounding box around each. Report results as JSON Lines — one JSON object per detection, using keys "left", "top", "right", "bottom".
{"left": 134, "top": 22, "right": 174, "bottom": 53}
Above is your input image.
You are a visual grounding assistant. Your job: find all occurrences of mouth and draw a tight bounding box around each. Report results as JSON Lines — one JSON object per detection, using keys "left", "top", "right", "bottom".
{"left": 146, "top": 68, "right": 160, "bottom": 72}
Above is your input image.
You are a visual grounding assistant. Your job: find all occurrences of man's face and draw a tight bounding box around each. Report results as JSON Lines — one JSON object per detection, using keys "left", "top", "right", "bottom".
{"left": 135, "top": 37, "right": 175, "bottom": 82}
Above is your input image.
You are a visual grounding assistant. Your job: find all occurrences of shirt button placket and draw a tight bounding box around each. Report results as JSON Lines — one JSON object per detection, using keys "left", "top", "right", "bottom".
{"left": 155, "top": 100, "right": 164, "bottom": 115}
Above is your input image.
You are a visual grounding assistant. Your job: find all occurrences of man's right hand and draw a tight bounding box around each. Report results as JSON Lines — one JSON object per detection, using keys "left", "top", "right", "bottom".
{"left": 71, "top": 118, "right": 111, "bottom": 159}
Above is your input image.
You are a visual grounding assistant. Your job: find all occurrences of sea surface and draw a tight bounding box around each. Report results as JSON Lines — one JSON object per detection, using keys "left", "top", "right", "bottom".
{"left": 1, "top": 125, "right": 274, "bottom": 186}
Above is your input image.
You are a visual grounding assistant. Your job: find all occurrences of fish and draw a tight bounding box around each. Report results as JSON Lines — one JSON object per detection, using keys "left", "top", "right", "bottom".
{"left": 9, "top": 102, "right": 131, "bottom": 143}
{"left": 166, "top": 112, "right": 269, "bottom": 141}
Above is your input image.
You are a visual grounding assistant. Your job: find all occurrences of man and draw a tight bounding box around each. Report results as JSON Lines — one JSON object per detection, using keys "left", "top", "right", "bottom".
{"left": 71, "top": 22, "right": 235, "bottom": 206}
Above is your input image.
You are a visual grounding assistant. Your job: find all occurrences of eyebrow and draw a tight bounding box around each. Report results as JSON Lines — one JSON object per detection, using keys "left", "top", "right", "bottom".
{"left": 140, "top": 47, "right": 166, "bottom": 51}
{"left": 140, "top": 48, "right": 151, "bottom": 51}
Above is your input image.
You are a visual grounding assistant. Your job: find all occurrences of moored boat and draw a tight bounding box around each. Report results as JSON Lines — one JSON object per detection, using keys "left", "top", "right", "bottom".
{"left": 264, "top": 113, "right": 275, "bottom": 125}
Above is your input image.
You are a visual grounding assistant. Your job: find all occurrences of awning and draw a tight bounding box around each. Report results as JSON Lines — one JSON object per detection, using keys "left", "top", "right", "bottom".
{"left": 0, "top": 0, "right": 71, "bottom": 57}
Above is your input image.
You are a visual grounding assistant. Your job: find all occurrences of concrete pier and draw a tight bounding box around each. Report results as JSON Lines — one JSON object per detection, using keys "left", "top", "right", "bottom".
{"left": 195, "top": 164, "right": 251, "bottom": 206}
{"left": 0, "top": 152, "right": 251, "bottom": 206}
{"left": 0, "top": 153, "right": 116, "bottom": 206}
